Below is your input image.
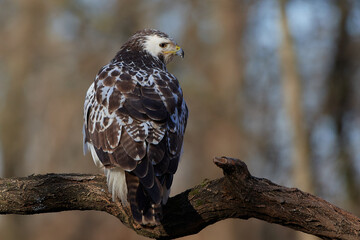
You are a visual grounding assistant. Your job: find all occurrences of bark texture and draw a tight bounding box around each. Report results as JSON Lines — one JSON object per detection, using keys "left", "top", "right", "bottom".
{"left": 0, "top": 157, "right": 359, "bottom": 240}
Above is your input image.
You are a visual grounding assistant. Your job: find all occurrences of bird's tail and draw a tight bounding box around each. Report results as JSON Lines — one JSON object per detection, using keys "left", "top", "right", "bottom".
{"left": 125, "top": 172, "right": 163, "bottom": 225}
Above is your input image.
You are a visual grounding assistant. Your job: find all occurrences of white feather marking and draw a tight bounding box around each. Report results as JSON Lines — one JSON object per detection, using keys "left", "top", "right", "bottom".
{"left": 148, "top": 75, "right": 154, "bottom": 85}
{"left": 127, "top": 117, "right": 133, "bottom": 124}
{"left": 104, "top": 168, "right": 128, "bottom": 205}
{"left": 88, "top": 143, "right": 103, "bottom": 167}
{"left": 101, "top": 86, "right": 109, "bottom": 100}
{"left": 141, "top": 122, "right": 149, "bottom": 135}
{"left": 87, "top": 144, "right": 128, "bottom": 204}
{"left": 105, "top": 86, "right": 114, "bottom": 105}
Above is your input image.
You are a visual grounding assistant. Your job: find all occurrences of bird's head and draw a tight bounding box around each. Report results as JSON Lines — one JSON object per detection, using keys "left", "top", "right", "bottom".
{"left": 142, "top": 31, "right": 184, "bottom": 64}
{"left": 122, "top": 29, "right": 184, "bottom": 65}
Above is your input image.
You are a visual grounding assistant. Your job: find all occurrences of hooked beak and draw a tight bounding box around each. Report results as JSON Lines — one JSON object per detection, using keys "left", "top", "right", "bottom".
{"left": 175, "top": 45, "right": 184, "bottom": 58}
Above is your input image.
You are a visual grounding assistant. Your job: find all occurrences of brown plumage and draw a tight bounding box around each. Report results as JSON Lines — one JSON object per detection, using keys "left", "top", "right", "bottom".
{"left": 83, "top": 29, "right": 187, "bottom": 225}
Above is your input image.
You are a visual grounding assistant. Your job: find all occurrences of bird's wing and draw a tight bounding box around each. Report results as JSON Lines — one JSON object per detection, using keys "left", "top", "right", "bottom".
{"left": 83, "top": 62, "right": 187, "bottom": 223}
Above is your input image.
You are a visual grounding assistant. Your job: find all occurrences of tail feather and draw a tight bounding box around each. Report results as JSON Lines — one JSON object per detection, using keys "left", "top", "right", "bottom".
{"left": 105, "top": 168, "right": 128, "bottom": 204}
{"left": 104, "top": 167, "right": 164, "bottom": 225}
{"left": 125, "top": 171, "right": 162, "bottom": 225}
{"left": 142, "top": 203, "right": 162, "bottom": 225}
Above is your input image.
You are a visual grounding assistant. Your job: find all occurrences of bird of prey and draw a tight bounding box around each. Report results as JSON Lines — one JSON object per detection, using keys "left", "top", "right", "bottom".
{"left": 83, "top": 29, "right": 188, "bottom": 225}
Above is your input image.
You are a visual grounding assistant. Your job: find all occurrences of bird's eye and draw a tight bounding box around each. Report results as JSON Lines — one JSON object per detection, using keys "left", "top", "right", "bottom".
{"left": 159, "top": 43, "right": 168, "bottom": 48}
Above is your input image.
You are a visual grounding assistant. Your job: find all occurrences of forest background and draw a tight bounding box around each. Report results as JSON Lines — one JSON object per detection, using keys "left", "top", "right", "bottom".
{"left": 0, "top": 0, "right": 359, "bottom": 239}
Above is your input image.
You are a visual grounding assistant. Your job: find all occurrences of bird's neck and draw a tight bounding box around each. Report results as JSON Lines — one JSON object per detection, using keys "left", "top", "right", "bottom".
{"left": 113, "top": 49, "right": 166, "bottom": 71}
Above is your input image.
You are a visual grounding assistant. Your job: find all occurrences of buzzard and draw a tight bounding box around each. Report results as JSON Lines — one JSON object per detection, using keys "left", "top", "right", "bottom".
{"left": 83, "top": 29, "right": 188, "bottom": 225}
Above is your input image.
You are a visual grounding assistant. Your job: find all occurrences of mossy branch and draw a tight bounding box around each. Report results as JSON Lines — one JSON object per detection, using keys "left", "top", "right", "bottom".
{"left": 0, "top": 157, "right": 359, "bottom": 239}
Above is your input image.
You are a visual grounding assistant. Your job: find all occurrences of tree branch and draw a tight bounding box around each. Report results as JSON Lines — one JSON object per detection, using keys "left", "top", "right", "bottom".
{"left": 0, "top": 157, "right": 359, "bottom": 239}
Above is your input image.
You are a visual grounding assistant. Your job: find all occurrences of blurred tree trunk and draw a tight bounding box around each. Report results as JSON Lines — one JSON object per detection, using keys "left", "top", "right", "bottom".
{"left": 206, "top": 1, "right": 250, "bottom": 240}
{"left": 206, "top": 0, "right": 249, "bottom": 164}
{"left": 182, "top": 1, "right": 250, "bottom": 239}
{"left": 212, "top": 0, "right": 245, "bottom": 104}
{"left": 278, "top": 0, "right": 314, "bottom": 193}
{"left": 278, "top": 0, "right": 317, "bottom": 239}
{"left": 0, "top": 1, "right": 47, "bottom": 239}
{"left": 325, "top": 0, "right": 359, "bottom": 213}
{"left": 181, "top": 0, "right": 249, "bottom": 179}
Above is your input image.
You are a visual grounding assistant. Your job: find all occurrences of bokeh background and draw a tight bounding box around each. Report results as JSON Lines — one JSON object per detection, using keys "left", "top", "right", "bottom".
{"left": 0, "top": 0, "right": 360, "bottom": 239}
